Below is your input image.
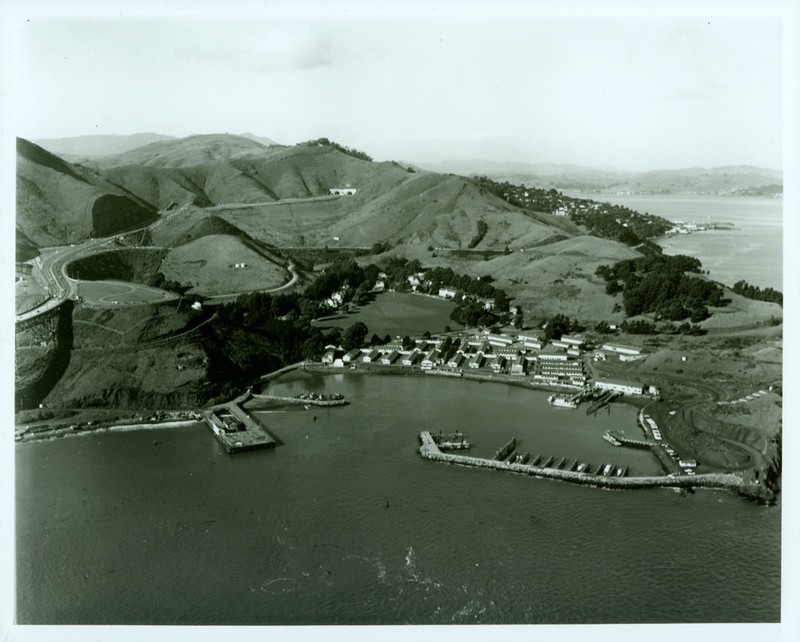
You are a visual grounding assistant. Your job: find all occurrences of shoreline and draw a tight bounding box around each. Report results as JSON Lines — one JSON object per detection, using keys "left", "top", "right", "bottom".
{"left": 15, "top": 419, "right": 198, "bottom": 444}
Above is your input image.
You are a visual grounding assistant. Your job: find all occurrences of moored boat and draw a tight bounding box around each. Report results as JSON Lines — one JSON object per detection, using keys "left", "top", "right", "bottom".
{"left": 547, "top": 395, "right": 578, "bottom": 409}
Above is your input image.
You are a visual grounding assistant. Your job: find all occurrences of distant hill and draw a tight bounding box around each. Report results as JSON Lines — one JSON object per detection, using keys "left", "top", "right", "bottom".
{"left": 32, "top": 133, "right": 176, "bottom": 159}
{"left": 16, "top": 137, "right": 158, "bottom": 247}
{"left": 419, "top": 159, "right": 782, "bottom": 197}
{"left": 33, "top": 132, "right": 280, "bottom": 160}
{"left": 239, "top": 132, "right": 280, "bottom": 147}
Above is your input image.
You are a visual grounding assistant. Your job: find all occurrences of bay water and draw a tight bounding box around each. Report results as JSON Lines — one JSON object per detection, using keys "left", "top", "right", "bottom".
{"left": 15, "top": 374, "right": 781, "bottom": 625}
{"left": 565, "top": 194, "right": 783, "bottom": 291}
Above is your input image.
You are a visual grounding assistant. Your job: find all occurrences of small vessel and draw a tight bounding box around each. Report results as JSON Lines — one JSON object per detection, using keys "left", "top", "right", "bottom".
{"left": 548, "top": 395, "right": 578, "bottom": 409}
{"left": 602, "top": 432, "right": 622, "bottom": 446}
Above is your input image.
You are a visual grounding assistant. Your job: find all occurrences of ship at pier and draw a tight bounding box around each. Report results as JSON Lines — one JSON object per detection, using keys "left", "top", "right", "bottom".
{"left": 547, "top": 395, "right": 578, "bottom": 409}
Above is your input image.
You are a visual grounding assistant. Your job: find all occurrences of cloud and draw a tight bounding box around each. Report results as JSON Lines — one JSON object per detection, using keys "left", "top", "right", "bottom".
{"left": 174, "top": 28, "right": 336, "bottom": 72}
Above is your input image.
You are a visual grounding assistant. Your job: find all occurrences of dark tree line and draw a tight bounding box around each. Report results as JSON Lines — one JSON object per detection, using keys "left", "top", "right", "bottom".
{"left": 468, "top": 220, "right": 489, "bottom": 248}
{"left": 732, "top": 280, "right": 782, "bottom": 306}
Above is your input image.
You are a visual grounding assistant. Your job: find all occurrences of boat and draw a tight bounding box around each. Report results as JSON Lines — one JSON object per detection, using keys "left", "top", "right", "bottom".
{"left": 547, "top": 395, "right": 578, "bottom": 409}
{"left": 602, "top": 432, "right": 622, "bottom": 446}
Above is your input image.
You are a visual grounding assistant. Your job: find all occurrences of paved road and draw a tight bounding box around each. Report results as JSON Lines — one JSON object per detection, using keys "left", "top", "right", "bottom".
{"left": 204, "top": 261, "right": 300, "bottom": 303}
{"left": 207, "top": 195, "right": 339, "bottom": 211}
{"left": 15, "top": 236, "right": 117, "bottom": 322}
{"left": 16, "top": 200, "right": 302, "bottom": 323}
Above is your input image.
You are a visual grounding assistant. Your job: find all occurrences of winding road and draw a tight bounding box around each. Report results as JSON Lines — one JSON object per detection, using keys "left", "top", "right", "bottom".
{"left": 16, "top": 220, "right": 301, "bottom": 323}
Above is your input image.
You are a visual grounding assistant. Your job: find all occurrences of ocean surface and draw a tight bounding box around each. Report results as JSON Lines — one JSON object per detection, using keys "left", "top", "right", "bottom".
{"left": 564, "top": 194, "right": 783, "bottom": 291}
{"left": 15, "top": 374, "right": 781, "bottom": 625}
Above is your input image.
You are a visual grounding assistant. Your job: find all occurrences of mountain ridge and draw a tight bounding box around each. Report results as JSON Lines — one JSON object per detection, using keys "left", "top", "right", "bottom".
{"left": 32, "top": 132, "right": 280, "bottom": 160}
{"left": 415, "top": 159, "right": 782, "bottom": 196}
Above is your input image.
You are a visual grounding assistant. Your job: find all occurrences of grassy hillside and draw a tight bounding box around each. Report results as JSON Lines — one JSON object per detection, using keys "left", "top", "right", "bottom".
{"left": 160, "top": 235, "right": 289, "bottom": 296}
{"left": 16, "top": 138, "right": 158, "bottom": 246}
{"left": 90, "top": 137, "right": 411, "bottom": 210}
{"left": 149, "top": 209, "right": 250, "bottom": 247}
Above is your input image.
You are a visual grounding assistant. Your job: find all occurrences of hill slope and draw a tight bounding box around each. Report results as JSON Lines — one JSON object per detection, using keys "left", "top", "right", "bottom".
{"left": 16, "top": 138, "right": 158, "bottom": 247}
{"left": 87, "top": 135, "right": 408, "bottom": 209}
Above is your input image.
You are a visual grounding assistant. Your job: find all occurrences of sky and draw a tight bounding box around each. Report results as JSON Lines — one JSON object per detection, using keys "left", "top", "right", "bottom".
{"left": 2, "top": 2, "right": 793, "bottom": 170}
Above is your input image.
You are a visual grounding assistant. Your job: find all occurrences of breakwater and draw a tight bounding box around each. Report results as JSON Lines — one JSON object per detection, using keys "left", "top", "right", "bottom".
{"left": 250, "top": 394, "right": 347, "bottom": 407}
{"left": 418, "top": 431, "right": 751, "bottom": 494}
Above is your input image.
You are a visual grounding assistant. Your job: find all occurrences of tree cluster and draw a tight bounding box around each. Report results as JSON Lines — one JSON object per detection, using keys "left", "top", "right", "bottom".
{"left": 302, "top": 137, "right": 373, "bottom": 161}
{"left": 732, "top": 280, "right": 782, "bottom": 306}
{"left": 596, "top": 254, "right": 726, "bottom": 321}
{"left": 543, "top": 314, "right": 584, "bottom": 340}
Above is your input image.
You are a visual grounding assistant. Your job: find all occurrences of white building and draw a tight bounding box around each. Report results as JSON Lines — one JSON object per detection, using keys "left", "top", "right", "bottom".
{"left": 490, "top": 356, "right": 506, "bottom": 373}
{"left": 438, "top": 288, "right": 457, "bottom": 299}
{"left": 510, "top": 356, "right": 527, "bottom": 376}
{"left": 602, "top": 343, "right": 641, "bottom": 356}
{"left": 447, "top": 354, "right": 465, "bottom": 368}
{"left": 329, "top": 187, "right": 357, "bottom": 196}
{"left": 594, "top": 379, "right": 645, "bottom": 396}
{"left": 468, "top": 355, "right": 484, "bottom": 369}
{"left": 343, "top": 349, "right": 362, "bottom": 363}
{"left": 519, "top": 334, "right": 543, "bottom": 349}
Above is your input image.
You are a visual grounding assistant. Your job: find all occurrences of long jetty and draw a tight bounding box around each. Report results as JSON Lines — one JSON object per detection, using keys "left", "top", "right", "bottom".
{"left": 418, "top": 431, "right": 751, "bottom": 495}
{"left": 250, "top": 393, "right": 347, "bottom": 407}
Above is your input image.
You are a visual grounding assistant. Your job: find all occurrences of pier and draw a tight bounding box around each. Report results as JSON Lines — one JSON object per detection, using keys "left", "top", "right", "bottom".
{"left": 204, "top": 403, "right": 277, "bottom": 454}
{"left": 585, "top": 391, "right": 619, "bottom": 416}
{"left": 607, "top": 431, "right": 654, "bottom": 449}
{"left": 604, "top": 431, "right": 683, "bottom": 475}
{"left": 250, "top": 393, "right": 347, "bottom": 407}
{"left": 418, "top": 431, "right": 750, "bottom": 495}
{"left": 494, "top": 437, "right": 517, "bottom": 461}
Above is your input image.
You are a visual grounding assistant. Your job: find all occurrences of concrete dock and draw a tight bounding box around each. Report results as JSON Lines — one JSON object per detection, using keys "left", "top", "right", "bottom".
{"left": 204, "top": 404, "right": 277, "bottom": 454}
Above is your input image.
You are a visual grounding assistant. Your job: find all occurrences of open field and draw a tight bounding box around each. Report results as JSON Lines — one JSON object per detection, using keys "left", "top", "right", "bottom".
{"left": 314, "top": 291, "right": 455, "bottom": 338}
{"left": 76, "top": 281, "right": 177, "bottom": 305}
